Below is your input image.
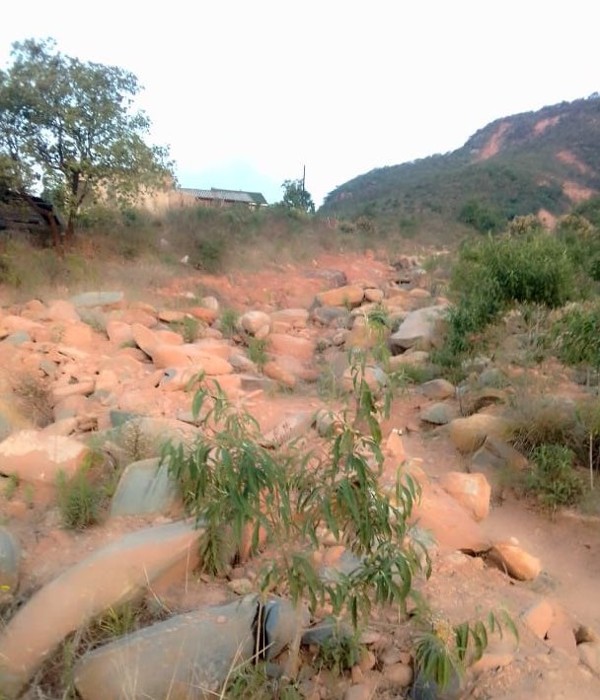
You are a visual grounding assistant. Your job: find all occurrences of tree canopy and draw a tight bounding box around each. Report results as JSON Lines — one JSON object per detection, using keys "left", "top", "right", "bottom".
{"left": 0, "top": 38, "right": 173, "bottom": 241}
{"left": 280, "top": 178, "right": 315, "bottom": 213}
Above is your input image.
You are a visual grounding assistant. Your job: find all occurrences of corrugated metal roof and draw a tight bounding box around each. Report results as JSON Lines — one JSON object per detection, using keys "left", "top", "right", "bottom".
{"left": 179, "top": 187, "right": 266, "bottom": 204}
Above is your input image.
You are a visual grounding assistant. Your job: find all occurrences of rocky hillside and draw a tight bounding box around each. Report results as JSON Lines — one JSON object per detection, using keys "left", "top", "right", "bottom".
{"left": 1, "top": 252, "right": 600, "bottom": 699}
{"left": 321, "top": 95, "right": 600, "bottom": 236}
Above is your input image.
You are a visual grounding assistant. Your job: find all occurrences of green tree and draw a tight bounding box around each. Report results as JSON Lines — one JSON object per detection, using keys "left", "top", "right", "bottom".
{"left": 280, "top": 178, "right": 315, "bottom": 213}
{"left": 0, "top": 38, "right": 173, "bottom": 242}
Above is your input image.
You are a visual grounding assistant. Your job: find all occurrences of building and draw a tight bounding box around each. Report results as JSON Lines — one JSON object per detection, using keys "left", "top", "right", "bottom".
{"left": 180, "top": 188, "right": 268, "bottom": 209}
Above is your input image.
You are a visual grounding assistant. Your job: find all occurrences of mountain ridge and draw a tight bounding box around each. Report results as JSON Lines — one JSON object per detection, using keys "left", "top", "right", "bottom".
{"left": 320, "top": 95, "right": 600, "bottom": 235}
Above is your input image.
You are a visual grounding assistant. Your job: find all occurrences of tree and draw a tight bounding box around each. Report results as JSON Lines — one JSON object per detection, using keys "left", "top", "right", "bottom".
{"left": 0, "top": 38, "right": 173, "bottom": 242}
{"left": 280, "top": 178, "right": 315, "bottom": 213}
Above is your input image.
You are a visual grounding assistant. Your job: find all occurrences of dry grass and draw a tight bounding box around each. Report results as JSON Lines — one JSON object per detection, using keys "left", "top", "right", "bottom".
{"left": 11, "top": 372, "right": 55, "bottom": 428}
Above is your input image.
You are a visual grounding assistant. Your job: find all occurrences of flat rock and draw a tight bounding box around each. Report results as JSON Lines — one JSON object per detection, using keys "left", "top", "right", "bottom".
{"left": 0, "top": 521, "right": 201, "bottom": 698}
{"left": 70, "top": 291, "right": 124, "bottom": 308}
{"left": 0, "top": 430, "right": 89, "bottom": 485}
{"left": 420, "top": 378, "right": 455, "bottom": 399}
{"left": 420, "top": 402, "right": 459, "bottom": 425}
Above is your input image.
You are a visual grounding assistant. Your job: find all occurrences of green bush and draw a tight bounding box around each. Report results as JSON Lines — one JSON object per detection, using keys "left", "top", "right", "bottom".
{"left": 525, "top": 444, "right": 584, "bottom": 510}
{"left": 438, "top": 232, "right": 576, "bottom": 367}
{"left": 551, "top": 302, "right": 600, "bottom": 375}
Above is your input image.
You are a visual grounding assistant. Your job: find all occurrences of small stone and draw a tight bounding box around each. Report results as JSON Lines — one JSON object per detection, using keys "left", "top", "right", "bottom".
{"left": 227, "top": 578, "right": 254, "bottom": 596}
{"left": 384, "top": 662, "right": 413, "bottom": 687}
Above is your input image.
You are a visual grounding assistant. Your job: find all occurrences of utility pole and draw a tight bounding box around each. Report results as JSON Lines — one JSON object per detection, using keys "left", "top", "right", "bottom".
{"left": 302, "top": 165, "right": 306, "bottom": 200}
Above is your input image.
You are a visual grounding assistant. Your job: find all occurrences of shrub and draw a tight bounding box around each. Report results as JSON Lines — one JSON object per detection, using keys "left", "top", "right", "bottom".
{"left": 525, "top": 444, "right": 584, "bottom": 511}
{"left": 507, "top": 393, "right": 579, "bottom": 457}
{"left": 551, "top": 303, "right": 600, "bottom": 380}
{"left": 438, "top": 232, "right": 576, "bottom": 368}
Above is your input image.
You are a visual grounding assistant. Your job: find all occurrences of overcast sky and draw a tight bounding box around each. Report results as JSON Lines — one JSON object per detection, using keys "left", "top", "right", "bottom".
{"left": 1, "top": 1, "right": 598, "bottom": 207}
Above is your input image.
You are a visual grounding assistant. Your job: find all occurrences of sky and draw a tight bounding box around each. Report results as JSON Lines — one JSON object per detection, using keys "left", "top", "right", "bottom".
{"left": 1, "top": 1, "right": 598, "bottom": 208}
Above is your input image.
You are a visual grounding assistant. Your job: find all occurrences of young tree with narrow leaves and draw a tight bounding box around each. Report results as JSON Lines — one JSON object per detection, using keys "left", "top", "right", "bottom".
{"left": 0, "top": 38, "right": 173, "bottom": 242}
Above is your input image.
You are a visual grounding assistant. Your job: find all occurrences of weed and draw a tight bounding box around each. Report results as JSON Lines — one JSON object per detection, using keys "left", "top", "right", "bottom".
{"left": 56, "top": 467, "right": 102, "bottom": 530}
{"left": 115, "top": 419, "right": 158, "bottom": 464}
{"left": 246, "top": 337, "right": 269, "bottom": 370}
{"left": 223, "top": 662, "right": 302, "bottom": 699}
{"left": 314, "top": 629, "right": 363, "bottom": 675}
{"left": 2, "top": 474, "right": 19, "bottom": 501}
{"left": 172, "top": 315, "right": 201, "bottom": 343}
{"left": 219, "top": 308, "right": 240, "bottom": 338}
{"left": 22, "top": 483, "right": 34, "bottom": 508}
{"left": 414, "top": 610, "right": 517, "bottom": 690}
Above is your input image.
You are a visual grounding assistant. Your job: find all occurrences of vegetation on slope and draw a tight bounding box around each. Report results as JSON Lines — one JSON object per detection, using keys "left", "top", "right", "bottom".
{"left": 320, "top": 95, "right": 600, "bottom": 239}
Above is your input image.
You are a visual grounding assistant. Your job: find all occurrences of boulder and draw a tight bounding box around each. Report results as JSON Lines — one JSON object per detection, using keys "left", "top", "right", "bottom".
{"left": 268, "top": 333, "right": 315, "bottom": 361}
{"left": 315, "top": 284, "right": 364, "bottom": 308}
{"left": 0, "top": 521, "right": 201, "bottom": 698}
{"left": 270, "top": 308, "right": 309, "bottom": 327}
{"left": 311, "top": 306, "right": 351, "bottom": 327}
{"left": 239, "top": 310, "right": 271, "bottom": 335}
{"left": 263, "top": 361, "right": 297, "bottom": 388}
{"left": 521, "top": 598, "right": 554, "bottom": 639}
{"left": 439, "top": 472, "right": 491, "bottom": 521}
{"left": 419, "top": 402, "right": 459, "bottom": 425}
{"left": 389, "top": 304, "right": 447, "bottom": 351}
{"left": 579, "top": 641, "right": 600, "bottom": 675}
{"left": 449, "top": 414, "right": 513, "bottom": 454}
{"left": 420, "top": 378, "right": 455, "bottom": 400}
{"left": 410, "top": 482, "right": 490, "bottom": 553}
{"left": 387, "top": 351, "right": 430, "bottom": 369}
{"left": 487, "top": 541, "right": 541, "bottom": 581}
{"left": 110, "top": 457, "right": 182, "bottom": 517}
{"left": 74, "top": 596, "right": 308, "bottom": 700}
{"left": 0, "top": 430, "right": 89, "bottom": 485}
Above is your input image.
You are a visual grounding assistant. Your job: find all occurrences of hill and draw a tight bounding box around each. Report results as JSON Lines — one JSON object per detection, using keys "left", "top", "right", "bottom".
{"left": 320, "top": 94, "right": 600, "bottom": 236}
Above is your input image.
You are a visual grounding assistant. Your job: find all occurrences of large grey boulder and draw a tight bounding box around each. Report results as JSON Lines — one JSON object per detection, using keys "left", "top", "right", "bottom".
{"left": 389, "top": 304, "right": 448, "bottom": 352}
{"left": 110, "top": 457, "right": 182, "bottom": 517}
{"left": 74, "top": 596, "right": 307, "bottom": 700}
